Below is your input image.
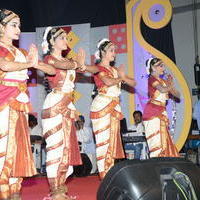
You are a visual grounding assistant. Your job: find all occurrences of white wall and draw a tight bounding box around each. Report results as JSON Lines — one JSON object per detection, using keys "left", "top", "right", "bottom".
{"left": 171, "top": 0, "right": 200, "bottom": 105}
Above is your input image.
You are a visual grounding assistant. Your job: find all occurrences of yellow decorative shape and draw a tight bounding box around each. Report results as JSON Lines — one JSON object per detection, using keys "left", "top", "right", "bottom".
{"left": 66, "top": 50, "right": 77, "bottom": 60}
{"left": 126, "top": 0, "right": 192, "bottom": 151}
{"left": 66, "top": 31, "right": 80, "bottom": 49}
{"left": 126, "top": 0, "right": 139, "bottom": 125}
{"left": 142, "top": 0, "right": 172, "bottom": 29}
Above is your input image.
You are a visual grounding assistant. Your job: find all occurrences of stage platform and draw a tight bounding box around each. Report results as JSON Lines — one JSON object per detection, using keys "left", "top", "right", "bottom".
{"left": 21, "top": 175, "right": 100, "bottom": 200}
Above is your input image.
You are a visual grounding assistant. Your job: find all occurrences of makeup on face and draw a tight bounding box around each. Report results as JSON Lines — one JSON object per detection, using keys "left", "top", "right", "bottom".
{"left": 104, "top": 44, "right": 116, "bottom": 61}
{"left": 54, "top": 32, "right": 68, "bottom": 50}
{"left": 4, "top": 17, "right": 21, "bottom": 40}
{"left": 153, "top": 61, "right": 165, "bottom": 68}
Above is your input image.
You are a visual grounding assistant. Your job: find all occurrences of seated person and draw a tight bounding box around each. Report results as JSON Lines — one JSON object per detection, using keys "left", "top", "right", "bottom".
{"left": 29, "top": 114, "right": 43, "bottom": 172}
{"left": 75, "top": 115, "right": 97, "bottom": 174}
{"left": 124, "top": 111, "right": 149, "bottom": 159}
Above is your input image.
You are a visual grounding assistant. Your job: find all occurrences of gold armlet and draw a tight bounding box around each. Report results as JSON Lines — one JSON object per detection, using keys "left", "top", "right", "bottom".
{"left": 72, "top": 61, "right": 78, "bottom": 70}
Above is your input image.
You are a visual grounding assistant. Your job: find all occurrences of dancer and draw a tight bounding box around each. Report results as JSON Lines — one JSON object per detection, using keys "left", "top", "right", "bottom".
{"left": 90, "top": 38, "right": 136, "bottom": 179}
{"left": 0, "top": 9, "right": 55, "bottom": 200}
{"left": 143, "top": 57, "right": 180, "bottom": 158}
{"left": 41, "top": 27, "right": 98, "bottom": 200}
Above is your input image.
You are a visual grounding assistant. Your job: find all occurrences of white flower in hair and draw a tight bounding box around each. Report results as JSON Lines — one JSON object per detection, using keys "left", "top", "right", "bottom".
{"left": 95, "top": 38, "right": 111, "bottom": 60}
{"left": 146, "top": 57, "right": 154, "bottom": 75}
{"left": 41, "top": 26, "right": 52, "bottom": 54}
{"left": 41, "top": 40, "right": 49, "bottom": 54}
{"left": 43, "top": 26, "right": 52, "bottom": 41}
{"left": 94, "top": 50, "right": 100, "bottom": 60}
{"left": 97, "top": 38, "right": 110, "bottom": 49}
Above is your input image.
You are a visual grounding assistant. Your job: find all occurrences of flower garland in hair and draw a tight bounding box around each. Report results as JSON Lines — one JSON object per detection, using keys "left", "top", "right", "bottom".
{"left": 41, "top": 26, "right": 52, "bottom": 54}
{"left": 94, "top": 50, "right": 100, "bottom": 60}
{"left": 146, "top": 57, "right": 154, "bottom": 75}
{"left": 94, "top": 38, "right": 110, "bottom": 60}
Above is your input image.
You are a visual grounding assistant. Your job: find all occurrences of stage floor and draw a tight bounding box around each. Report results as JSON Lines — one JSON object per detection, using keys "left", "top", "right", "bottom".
{"left": 21, "top": 175, "right": 100, "bottom": 200}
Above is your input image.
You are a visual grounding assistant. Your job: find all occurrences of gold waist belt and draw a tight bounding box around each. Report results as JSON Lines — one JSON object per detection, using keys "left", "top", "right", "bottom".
{"left": 150, "top": 99, "right": 165, "bottom": 107}
{"left": 98, "top": 93, "right": 119, "bottom": 101}
{"left": 53, "top": 88, "right": 73, "bottom": 97}
{"left": 0, "top": 80, "right": 27, "bottom": 92}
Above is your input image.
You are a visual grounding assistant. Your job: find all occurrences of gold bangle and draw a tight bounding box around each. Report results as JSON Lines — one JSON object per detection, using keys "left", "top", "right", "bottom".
{"left": 72, "top": 61, "right": 78, "bottom": 70}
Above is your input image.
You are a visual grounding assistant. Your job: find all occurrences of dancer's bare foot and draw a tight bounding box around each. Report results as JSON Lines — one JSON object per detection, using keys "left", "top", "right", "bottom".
{"left": 65, "top": 194, "right": 74, "bottom": 200}
{"left": 43, "top": 193, "right": 77, "bottom": 200}
{"left": 67, "top": 195, "right": 77, "bottom": 200}
{"left": 10, "top": 193, "right": 21, "bottom": 200}
{"left": 51, "top": 193, "right": 73, "bottom": 200}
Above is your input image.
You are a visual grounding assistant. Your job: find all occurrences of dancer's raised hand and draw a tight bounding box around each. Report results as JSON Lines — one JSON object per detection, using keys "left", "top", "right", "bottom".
{"left": 27, "top": 44, "right": 38, "bottom": 68}
{"left": 76, "top": 48, "right": 86, "bottom": 71}
{"left": 117, "top": 64, "right": 136, "bottom": 87}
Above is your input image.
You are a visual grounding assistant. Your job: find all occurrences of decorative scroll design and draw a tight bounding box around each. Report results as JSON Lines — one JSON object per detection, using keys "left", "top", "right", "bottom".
{"left": 126, "top": 0, "right": 192, "bottom": 150}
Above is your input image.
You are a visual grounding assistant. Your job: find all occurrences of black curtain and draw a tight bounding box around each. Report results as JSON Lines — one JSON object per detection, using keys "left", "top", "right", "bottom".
{"left": 0, "top": 0, "right": 126, "bottom": 32}
{"left": 141, "top": 18, "right": 176, "bottom": 63}
{"left": 1, "top": 0, "right": 175, "bottom": 62}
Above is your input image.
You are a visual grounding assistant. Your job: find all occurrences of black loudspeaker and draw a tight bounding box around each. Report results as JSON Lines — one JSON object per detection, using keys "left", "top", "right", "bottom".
{"left": 97, "top": 158, "right": 200, "bottom": 200}
{"left": 73, "top": 153, "right": 92, "bottom": 177}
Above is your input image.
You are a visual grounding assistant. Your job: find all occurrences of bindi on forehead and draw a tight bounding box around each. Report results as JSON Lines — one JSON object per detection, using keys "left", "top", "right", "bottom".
{"left": 11, "top": 21, "right": 20, "bottom": 24}
{"left": 154, "top": 61, "right": 163, "bottom": 66}
{"left": 8, "top": 18, "right": 20, "bottom": 24}
{"left": 57, "top": 34, "right": 67, "bottom": 40}
{"left": 107, "top": 45, "right": 116, "bottom": 51}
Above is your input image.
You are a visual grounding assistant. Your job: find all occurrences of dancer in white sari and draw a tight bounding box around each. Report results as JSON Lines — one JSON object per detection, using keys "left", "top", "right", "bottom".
{"left": 0, "top": 9, "right": 55, "bottom": 200}
{"left": 143, "top": 58, "right": 180, "bottom": 158}
{"left": 90, "top": 39, "right": 136, "bottom": 179}
{"left": 41, "top": 27, "right": 98, "bottom": 200}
